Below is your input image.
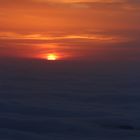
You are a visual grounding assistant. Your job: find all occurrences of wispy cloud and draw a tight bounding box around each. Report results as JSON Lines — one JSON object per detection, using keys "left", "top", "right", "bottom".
{"left": 0, "top": 32, "right": 131, "bottom": 43}
{"left": 0, "top": 0, "right": 139, "bottom": 60}
{"left": 0, "top": 0, "right": 139, "bottom": 10}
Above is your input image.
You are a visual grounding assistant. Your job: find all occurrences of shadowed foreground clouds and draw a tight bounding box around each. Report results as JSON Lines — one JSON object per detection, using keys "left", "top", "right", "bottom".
{"left": 0, "top": 0, "right": 140, "bottom": 60}
{"left": 0, "top": 56, "right": 140, "bottom": 139}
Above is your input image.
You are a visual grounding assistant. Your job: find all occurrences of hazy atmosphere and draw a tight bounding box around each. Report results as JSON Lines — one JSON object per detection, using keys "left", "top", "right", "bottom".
{"left": 0, "top": 0, "right": 140, "bottom": 139}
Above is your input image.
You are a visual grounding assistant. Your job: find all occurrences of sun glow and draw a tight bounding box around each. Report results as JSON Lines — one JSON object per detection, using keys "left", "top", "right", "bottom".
{"left": 47, "top": 53, "right": 58, "bottom": 61}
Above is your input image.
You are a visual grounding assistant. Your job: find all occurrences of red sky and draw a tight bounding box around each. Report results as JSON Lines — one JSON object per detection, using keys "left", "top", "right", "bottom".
{"left": 0, "top": 0, "right": 140, "bottom": 60}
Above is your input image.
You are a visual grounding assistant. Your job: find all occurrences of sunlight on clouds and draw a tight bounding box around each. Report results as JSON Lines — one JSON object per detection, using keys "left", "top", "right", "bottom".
{"left": 0, "top": 32, "right": 130, "bottom": 43}
{"left": 33, "top": 0, "right": 140, "bottom": 11}
{"left": 0, "top": 0, "right": 139, "bottom": 60}
{"left": 35, "top": 0, "right": 121, "bottom": 3}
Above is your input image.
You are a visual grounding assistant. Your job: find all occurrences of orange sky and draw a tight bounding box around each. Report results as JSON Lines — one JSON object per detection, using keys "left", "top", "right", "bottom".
{"left": 0, "top": 0, "right": 140, "bottom": 60}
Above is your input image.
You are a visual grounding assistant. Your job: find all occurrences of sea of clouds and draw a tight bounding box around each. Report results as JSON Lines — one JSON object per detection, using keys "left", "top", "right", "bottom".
{"left": 0, "top": 59, "right": 140, "bottom": 140}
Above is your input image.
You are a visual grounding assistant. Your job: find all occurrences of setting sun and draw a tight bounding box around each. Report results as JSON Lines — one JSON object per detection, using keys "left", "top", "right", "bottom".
{"left": 47, "top": 54, "right": 58, "bottom": 61}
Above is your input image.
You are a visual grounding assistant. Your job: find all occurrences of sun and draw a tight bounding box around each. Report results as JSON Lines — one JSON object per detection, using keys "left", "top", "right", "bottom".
{"left": 47, "top": 53, "right": 58, "bottom": 61}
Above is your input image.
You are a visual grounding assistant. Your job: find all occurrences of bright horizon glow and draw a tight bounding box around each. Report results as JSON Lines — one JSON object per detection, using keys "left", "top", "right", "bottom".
{"left": 47, "top": 53, "right": 58, "bottom": 61}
